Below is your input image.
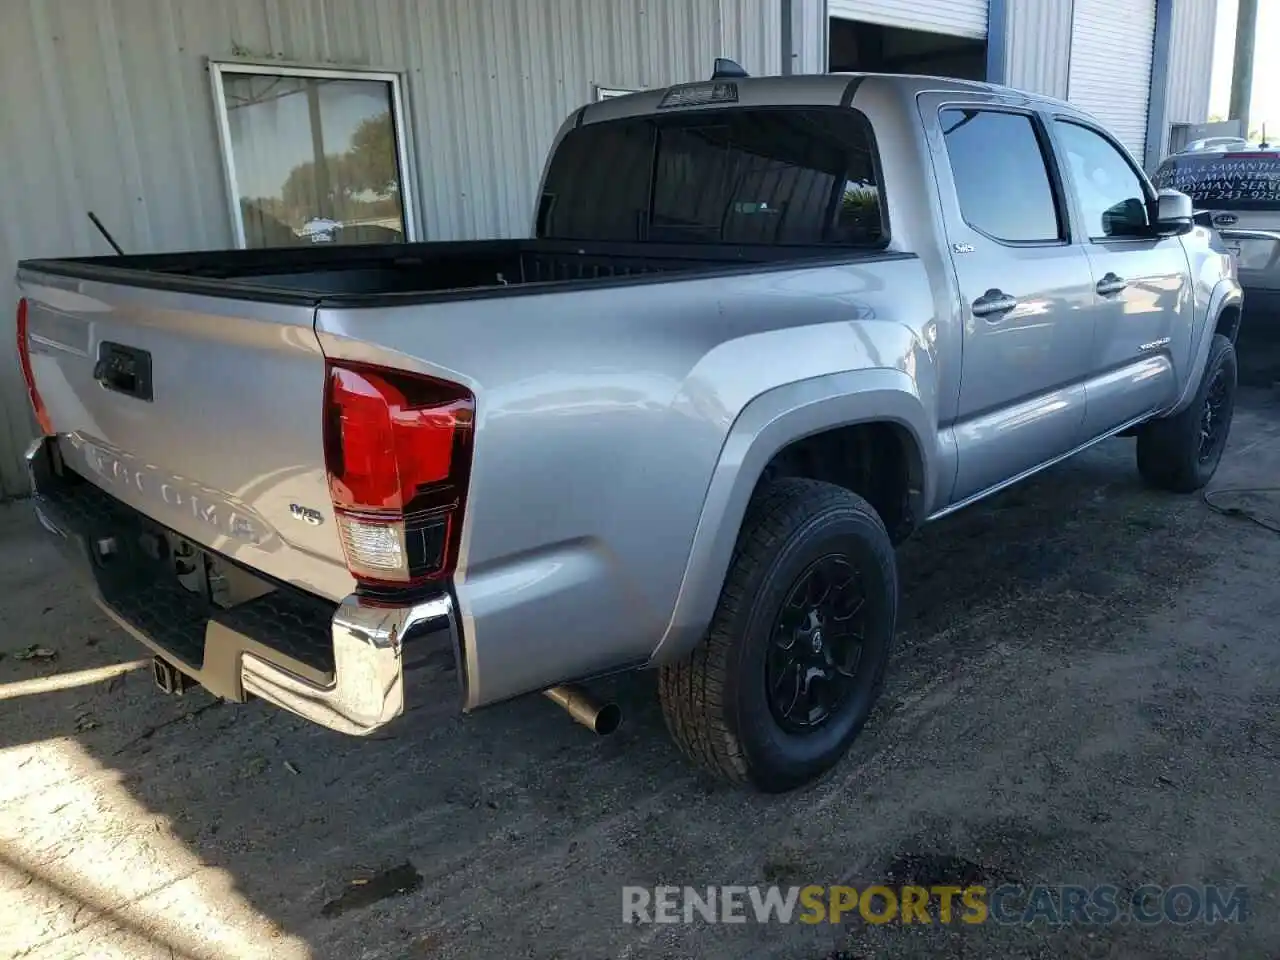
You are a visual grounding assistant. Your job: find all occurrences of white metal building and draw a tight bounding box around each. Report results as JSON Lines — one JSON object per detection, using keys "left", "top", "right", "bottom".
{"left": 0, "top": 0, "right": 1218, "bottom": 496}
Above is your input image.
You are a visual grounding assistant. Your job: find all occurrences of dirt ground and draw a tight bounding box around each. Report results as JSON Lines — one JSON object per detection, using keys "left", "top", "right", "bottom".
{"left": 2, "top": 390, "right": 1279, "bottom": 960}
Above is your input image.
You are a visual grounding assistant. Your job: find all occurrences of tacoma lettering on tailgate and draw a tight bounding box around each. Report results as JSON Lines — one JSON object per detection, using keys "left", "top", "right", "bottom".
{"left": 77, "top": 437, "right": 266, "bottom": 545}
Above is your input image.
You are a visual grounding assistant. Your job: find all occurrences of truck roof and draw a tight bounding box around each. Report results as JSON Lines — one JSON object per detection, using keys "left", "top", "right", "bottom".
{"left": 579, "top": 71, "right": 1077, "bottom": 127}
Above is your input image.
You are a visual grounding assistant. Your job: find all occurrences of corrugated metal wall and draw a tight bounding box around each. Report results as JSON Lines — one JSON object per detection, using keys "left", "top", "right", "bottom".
{"left": 1003, "top": 0, "right": 1072, "bottom": 98}
{"left": 1068, "top": 0, "right": 1157, "bottom": 157}
{"left": 0, "top": 0, "right": 782, "bottom": 497}
{"left": 790, "top": 0, "right": 829, "bottom": 75}
{"left": 1003, "top": 0, "right": 1217, "bottom": 141}
{"left": 1159, "top": 0, "right": 1218, "bottom": 158}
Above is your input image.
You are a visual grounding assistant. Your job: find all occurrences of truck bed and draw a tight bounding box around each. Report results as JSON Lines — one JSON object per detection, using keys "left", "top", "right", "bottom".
{"left": 21, "top": 238, "right": 878, "bottom": 306}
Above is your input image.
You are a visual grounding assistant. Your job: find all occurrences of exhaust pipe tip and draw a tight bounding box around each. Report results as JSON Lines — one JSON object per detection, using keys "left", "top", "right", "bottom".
{"left": 544, "top": 684, "right": 622, "bottom": 736}
{"left": 593, "top": 700, "right": 622, "bottom": 736}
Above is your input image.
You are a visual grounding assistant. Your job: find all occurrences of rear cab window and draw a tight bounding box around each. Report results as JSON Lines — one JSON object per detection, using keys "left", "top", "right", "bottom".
{"left": 1152, "top": 152, "right": 1280, "bottom": 210}
{"left": 537, "top": 108, "right": 886, "bottom": 248}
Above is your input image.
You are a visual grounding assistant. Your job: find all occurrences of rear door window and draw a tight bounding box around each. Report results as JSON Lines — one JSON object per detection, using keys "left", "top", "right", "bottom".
{"left": 1151, "top": 153, "right": 1280, "bottom": 211}
{"left": 538, "top": 108, "right": 885, "bottom": 247}
{"left": 940, "top": 108, "right": 1063, "bottom": 243}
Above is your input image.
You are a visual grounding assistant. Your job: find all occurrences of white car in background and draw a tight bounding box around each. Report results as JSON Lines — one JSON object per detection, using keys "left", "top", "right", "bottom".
{"left": 299, "top": 217, "right": 342, "bottom": 243}
{"left": 1181, "top": 136, "right": 1250, "bottom": 154}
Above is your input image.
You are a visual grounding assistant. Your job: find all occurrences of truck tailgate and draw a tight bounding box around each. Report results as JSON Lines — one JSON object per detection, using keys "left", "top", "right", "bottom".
{"left": 18, "top": 272, "right": 353, "bottom": 603}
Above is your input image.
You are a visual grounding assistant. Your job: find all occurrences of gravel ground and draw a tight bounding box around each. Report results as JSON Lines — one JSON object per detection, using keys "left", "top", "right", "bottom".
{"left": 2, "top": 390, "right": 1279, "bottom": 960}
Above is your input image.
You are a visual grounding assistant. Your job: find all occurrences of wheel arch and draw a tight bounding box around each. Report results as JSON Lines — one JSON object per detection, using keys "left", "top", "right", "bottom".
{"left": 1214, "top": 302, "right": 1242, "bottom": 344}
{"left": 1169, "top": 280, "right": 1243, "bottom": 416}
{"left": 648, "top": 368, "right": 934, "bottom": 665}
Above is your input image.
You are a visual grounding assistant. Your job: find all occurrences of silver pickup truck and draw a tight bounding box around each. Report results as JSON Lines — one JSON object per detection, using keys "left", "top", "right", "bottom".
{"left": 17, "top": 70, "right": 1242, "bottom": 792}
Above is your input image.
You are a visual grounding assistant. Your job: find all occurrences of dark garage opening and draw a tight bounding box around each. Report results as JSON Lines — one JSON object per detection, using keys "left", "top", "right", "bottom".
{"left": 829, "top": 19, "right": 987, "bottom": 81}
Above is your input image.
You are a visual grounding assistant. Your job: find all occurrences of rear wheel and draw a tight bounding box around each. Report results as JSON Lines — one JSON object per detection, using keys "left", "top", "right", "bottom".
{"left": 659, "top": 479, "right": 898, "bottom": 792}
{"left": 1136, "top": 334, "right": 1237, "bottom": 493}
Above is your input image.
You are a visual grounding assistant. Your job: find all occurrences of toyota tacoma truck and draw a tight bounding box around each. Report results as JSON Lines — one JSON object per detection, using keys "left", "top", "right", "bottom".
{"left": 17, "top": 69, "right": 1242, "bottom": 792}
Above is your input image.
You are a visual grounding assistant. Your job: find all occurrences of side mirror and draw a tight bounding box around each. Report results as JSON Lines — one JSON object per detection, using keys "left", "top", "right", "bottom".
{"left": 1102, "top": 197, "right": 1150, "bottom": 237}
{"left": 1153, "top": 189, "right": 1195, "bottom": 236}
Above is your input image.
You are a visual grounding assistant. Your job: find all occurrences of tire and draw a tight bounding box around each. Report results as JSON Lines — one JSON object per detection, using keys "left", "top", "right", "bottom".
{"left": 1136, "top": 333, "right": 1237, "bottom": 493}
{"left": 659, "top": 478, "right": 898, "bottom": 792}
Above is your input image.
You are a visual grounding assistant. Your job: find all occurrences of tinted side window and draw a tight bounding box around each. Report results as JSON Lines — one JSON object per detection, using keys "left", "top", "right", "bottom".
{"left": 538, "top": 109, "right": 885, "bottom": 246}
{"left": 941, "top": 109, "right": 1062, "bottom": 243}
{"left": 1054, "top": 121, "right": 1151, "bottom": 239}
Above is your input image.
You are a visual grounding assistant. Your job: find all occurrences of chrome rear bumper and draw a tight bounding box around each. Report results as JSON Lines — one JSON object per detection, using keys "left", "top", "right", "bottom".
{"left": 240, "top": 593, "right": 456, "bottom": 735}
{"left": 27, "top": 437, "right": 461, "bottom": 735}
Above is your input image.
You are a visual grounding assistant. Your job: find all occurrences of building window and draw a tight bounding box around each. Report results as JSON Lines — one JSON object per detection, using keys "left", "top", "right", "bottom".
{"left": 210, "top": 62, "right": 416, "bottom": 248}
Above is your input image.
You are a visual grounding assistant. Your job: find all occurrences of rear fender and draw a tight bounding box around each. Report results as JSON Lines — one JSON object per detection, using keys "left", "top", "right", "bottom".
{"left": 647, "top": 368, "right": 934, "bottom": 664}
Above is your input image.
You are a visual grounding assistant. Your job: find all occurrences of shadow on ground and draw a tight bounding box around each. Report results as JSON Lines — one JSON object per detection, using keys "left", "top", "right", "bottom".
{"left": 2, "top": 390, "right": 1279, "bottom": 959}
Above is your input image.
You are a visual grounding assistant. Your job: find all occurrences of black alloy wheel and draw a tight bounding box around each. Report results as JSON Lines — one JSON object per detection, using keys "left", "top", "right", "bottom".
{"left": 1198, "top": 364, "right": 1231, "bottom": 465}
{"left": 1136, "top": 333, "right": 1237, "bottom": 494}
{"left": 766, "top": 555, "right": 868, "bottom": 733}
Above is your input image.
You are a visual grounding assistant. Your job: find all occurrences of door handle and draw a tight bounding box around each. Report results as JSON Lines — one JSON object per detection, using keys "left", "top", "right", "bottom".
{"left": 1096, "top": 272, "right": 1127, "bottom": 296}
{"left": 971, "top": 288, "right": 1018, "bottom": 318}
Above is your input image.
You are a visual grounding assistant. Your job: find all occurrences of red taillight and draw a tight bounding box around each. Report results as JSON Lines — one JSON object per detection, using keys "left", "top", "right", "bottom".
{"left": 16, "top": 298, "right": 53, "bottom": 436}
{"left": 324, "top": 361, "right": 474, "bottom": 588}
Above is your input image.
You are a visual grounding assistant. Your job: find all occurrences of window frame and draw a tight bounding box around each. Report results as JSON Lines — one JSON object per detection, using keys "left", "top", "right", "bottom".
{"left": 208, "top": 59, "right": 419, "bottom": 249}
{"left": 1049, "top": 116, "right": 1158, "bottom": 244}
{"left": 936, "top": 104, "right": 1071, "bottom": 248}
{"left": 536, "top": 104, "right": 892, "bottom": 249}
